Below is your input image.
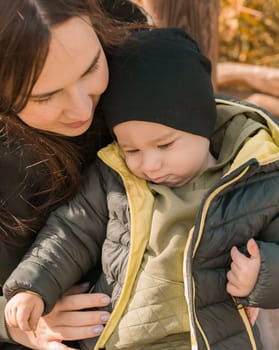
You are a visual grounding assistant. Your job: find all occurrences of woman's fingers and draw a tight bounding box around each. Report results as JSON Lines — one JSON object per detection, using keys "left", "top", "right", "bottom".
{"left": 37, "top": 293, "right": 111, "bottom": 341}
{"left": 51, "top": 309, "right": 110, "bottom": 327}
{"left": 7, "top": 292, "right": 111, "bottom": 349}
{"left": 56, "top": 293, "right": 110, "bottom": 311}
{"left": 45, "top": 324, "right": 105, "bottom": 341}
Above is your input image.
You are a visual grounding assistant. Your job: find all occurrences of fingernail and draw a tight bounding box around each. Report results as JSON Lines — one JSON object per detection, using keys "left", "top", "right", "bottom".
{"left": 101, "top": 314, "right": 110, "bottom": 322}
{"left": 93, "top": 325, "right": 104, "bottom": 334}
{"left": 101, "top": 296, "right": 111, "bottom": 304}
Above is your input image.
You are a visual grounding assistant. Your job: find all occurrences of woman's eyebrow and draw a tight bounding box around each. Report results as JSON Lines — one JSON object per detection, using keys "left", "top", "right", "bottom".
{"left": 30, "top": 49, "right": 102, "bottom": 99}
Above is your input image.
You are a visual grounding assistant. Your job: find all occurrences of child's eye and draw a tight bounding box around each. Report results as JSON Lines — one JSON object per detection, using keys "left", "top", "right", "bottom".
{"left": 158, "top": 141, "right": 174, "bottom": 149}
{"left": 124, "top": 149, "right": 139, "bottom": 154}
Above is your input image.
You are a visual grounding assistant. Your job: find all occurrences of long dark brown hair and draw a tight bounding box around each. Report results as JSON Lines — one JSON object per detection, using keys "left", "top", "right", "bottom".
{"left": 0, "top": 0, "right": 146, "bottom": 245}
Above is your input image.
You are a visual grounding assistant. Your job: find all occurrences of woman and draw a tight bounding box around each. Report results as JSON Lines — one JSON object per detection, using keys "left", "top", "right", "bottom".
{"left": 0, "top": 0, "right": 147, "bottom": 349}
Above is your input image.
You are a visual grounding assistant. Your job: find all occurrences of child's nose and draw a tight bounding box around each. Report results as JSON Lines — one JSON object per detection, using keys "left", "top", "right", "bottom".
{"left": 142, "top": 152, "right": 162, "bottom": 173}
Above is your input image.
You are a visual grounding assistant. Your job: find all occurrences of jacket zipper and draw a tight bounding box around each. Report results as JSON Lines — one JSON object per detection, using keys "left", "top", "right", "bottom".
{"left": 233, "top": 297, "right": 257, "bottom": 350}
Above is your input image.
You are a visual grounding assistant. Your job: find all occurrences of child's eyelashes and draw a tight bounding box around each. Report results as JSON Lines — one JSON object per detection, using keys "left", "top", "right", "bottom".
{"left": 124, "top": 149, "right": 139, "bottom": 154}
{"left": 158, "top": 141, "right": 174, "bottom": 149}
{"left": 122, "top": 142, "right": 175, "bottom": 154}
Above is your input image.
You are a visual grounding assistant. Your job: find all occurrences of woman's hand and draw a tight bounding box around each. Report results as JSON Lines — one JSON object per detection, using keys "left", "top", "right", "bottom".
{"left": 7, "top": 285, "right": 111, "bottom": 350}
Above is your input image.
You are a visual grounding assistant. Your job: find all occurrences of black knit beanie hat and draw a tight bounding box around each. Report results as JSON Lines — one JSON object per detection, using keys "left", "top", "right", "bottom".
{"left": 101, "top": 27, "right": 217, "bottom": 139}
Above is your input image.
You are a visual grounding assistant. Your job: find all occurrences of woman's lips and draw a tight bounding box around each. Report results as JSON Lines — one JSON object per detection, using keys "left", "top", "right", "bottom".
{"left": 62, "top": 119, "right": 90, "bottom": 129}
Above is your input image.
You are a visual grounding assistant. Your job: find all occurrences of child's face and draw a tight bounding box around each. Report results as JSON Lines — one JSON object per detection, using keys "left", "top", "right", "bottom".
{"left": 113, "top": 120, "right": 212, "bottom": 187}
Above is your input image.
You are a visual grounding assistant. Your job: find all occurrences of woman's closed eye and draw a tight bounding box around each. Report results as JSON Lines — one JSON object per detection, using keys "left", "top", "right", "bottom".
{"left": 84, "top": 61, "right": 100, "bottom": 76}
{"left": 30, "top": 90, "right": 60, "bottom": 105}
{"left": 31, "top": 95, "right": 54, "bottom": 104}
{"left": 31, "top": 64, "right": 100, "bottom": 105}
{"left": 81, "top": 49, "right": 101, "bottom": 78}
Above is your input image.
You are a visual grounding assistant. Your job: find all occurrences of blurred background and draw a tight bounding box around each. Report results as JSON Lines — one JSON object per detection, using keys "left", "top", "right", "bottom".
{"left": 132, "top": 0, "right": 279, "bottom": 118}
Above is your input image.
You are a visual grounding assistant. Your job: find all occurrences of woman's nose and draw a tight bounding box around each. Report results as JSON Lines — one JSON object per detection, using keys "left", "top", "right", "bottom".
{"left": 64, "top": 85, "right": 92, "bottom": 120}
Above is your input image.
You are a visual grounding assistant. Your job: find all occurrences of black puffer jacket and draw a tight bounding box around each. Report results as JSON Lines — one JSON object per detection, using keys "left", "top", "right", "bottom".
{"left": 4, "top": 97, "right": 279, "bottom": 349}
{"left": 185, "top": 98, "right": 279, "bottom": 349}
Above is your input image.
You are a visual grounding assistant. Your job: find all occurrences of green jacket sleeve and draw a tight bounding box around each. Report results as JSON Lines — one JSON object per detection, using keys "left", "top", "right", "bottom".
{"left": 0, "top": 138, "right": 49, "bottom": 285}
{"left": 3, "top": 162, "right": 108, "bottom": 314}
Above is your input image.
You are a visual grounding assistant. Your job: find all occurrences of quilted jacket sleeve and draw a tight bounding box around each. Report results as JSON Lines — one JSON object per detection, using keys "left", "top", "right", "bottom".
{"left": 3, "top": 161, "right": 109, "bottom": 314}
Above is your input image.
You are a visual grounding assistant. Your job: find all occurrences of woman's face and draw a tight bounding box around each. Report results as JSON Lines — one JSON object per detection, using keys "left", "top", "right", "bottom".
{"left": 18, "top": 17, "right": 109, "bottom": 136}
